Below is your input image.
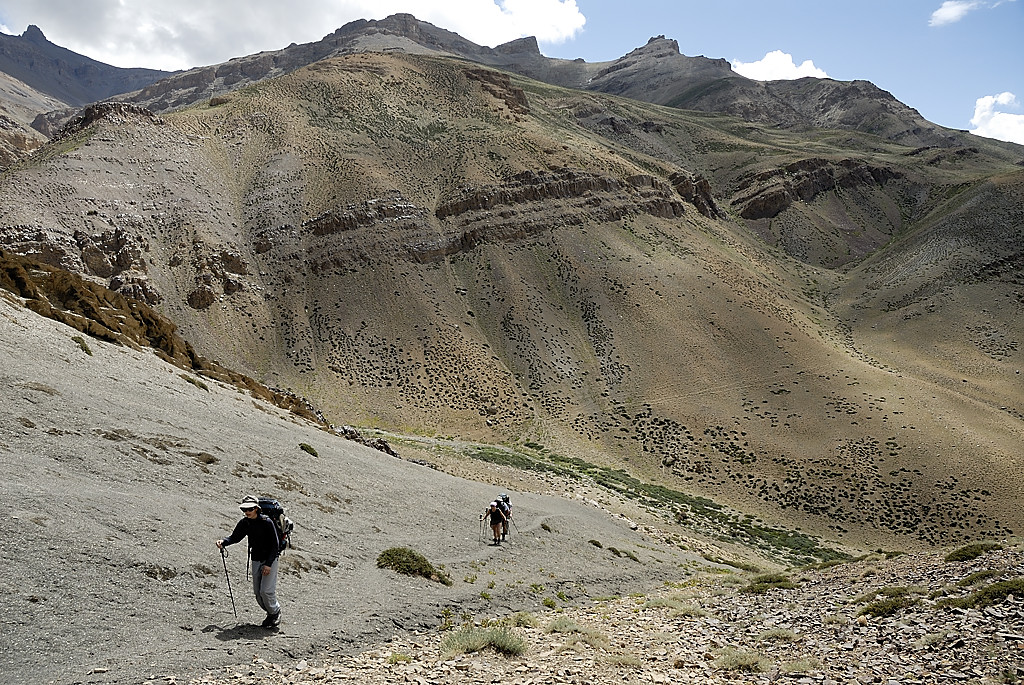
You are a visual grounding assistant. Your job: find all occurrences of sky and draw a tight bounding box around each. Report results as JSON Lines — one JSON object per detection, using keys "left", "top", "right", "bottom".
{"left": 1, "top": 1, "right": 1021, "bottom": 145}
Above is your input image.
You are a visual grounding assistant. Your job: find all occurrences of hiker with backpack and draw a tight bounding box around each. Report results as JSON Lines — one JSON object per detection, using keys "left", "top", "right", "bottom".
{"left": 497, "top": 494, "right": 512, "bottom": 540}
{"left": 216, "top": 495, "right": 284, "bottom": 628}
{"left": 481, "top": 501, "right": 507, "bottom": 545}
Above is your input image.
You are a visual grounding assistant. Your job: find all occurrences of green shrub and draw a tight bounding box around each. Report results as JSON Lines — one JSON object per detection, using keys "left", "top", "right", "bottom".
{"left": 542, "top": 597, "right": 557, "bottom": 609}
{"left": 546, "top": 617, "right": 608, "bottom": 649}
{"left": 299, "top": 443, "right": 319, "bottom": 457}
{"left": 858, "top": 596, "right": 916, "bottom": 617}
{"left": 956, "top": 569, "right": 1001, "bottom": 587}
{"left": 376, "top": 547, "right": 452, "bottom": 586}
{"left": 439, "top": 625, "right": 527, "bottom": 658}
{"left": 505, "top": 612, "right": 539, "bottom": 628}
{"left": 781, "top": 657, "right": 821, "bottom": 674}
{"left": 939, "top": 578, "right": 1024, "bottom": 610}
{"left": 944, "top": 542, "right": 1001, "bottom": 562}
{"left": 758, "top": 627, "right": 798, "bottom": 642}
{"left": 71, "top": 335, "right": 92, "bottom": 355}
{"left": 588, "top": 539, "right": 603, "bottom": 548}
{"left": 741, "top": 573, "right": 797, "bottom": 594}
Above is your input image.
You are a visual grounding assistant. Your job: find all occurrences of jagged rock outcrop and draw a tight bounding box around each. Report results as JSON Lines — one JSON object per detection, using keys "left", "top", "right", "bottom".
{"left": 303, "top": 195, "right": 428, "bottom": 237}
{"left": 464, "top": 68, "right": 530, "bottom": 114}
{"left": 669, "top": 171, "right": 725, "bottom": 219}
{"left": 52, "top": 102, "right": 164, "bottom": 142}
{"left": 731, "top": 158, "right": 900, "bottom": 220}
{"left": 0, "top": 248, "right": 322, "bottom": 423}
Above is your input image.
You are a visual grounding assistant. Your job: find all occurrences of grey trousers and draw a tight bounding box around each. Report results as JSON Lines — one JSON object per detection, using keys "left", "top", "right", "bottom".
{"left": 251, "top": 558, "right": 281, "bottom": 616}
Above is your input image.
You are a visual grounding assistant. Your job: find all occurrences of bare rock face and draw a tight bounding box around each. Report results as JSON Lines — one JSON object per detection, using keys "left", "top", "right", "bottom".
{"left": 0, "top": 114, "right": 46, "bottom": 167}
{"left": 732, "top": 158, "right": 901, "bottom": 220}
{"left": 464, "top": 68, "right": 530, "bottom": 113}
{"left": 0, "top": 248, "right": 322, "bottom": 422}
{"left": 186, "top": 286, "right": 216, "bottom": 310}
{"left": 668, "top": 171, "right": 725, "bottom": 219}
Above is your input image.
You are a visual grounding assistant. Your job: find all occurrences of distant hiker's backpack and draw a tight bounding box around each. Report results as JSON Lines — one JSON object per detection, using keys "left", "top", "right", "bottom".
{"left": 258, "top": 497, "right": 294, "bottom": 552}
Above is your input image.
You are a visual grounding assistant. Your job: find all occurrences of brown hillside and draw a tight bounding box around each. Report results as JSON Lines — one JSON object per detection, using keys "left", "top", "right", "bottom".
{"left": 0, "top": 52, "right": 1021, "bottom": 552}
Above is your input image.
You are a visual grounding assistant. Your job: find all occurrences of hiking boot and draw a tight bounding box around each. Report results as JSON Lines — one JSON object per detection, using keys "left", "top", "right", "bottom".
{"left": 261, "top": 611, "right": 281, "bottom": 628}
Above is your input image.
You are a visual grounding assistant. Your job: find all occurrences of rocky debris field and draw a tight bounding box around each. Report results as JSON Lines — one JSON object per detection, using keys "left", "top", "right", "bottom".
{"left": 188, "top": 547, "right": 1023, "bottom": 685}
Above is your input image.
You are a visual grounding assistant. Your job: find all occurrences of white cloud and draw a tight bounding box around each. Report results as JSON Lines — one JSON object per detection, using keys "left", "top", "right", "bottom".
{"left": 0, "top": 0, "right": 586, "bottom": 71}
{"left": 969, "top": 92, "right": 1024, "bottom": 145}
{"left": 731, "top": 50, "right": 829, "bottom": 82}
{"left": 929, "top": 1, "right": 982, "bottom": 26}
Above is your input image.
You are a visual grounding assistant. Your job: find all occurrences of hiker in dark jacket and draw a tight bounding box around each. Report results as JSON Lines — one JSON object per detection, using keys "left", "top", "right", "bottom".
{"left": 216, "top": 495, "right": 282, "bottom": 627}
{"left": 483, "top": 501, "right": 506, "bottom": 545}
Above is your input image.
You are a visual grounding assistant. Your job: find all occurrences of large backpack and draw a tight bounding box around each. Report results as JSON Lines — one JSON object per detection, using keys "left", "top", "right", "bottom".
{"left": 258, "top": 497, "right": 294, "bottom": 552}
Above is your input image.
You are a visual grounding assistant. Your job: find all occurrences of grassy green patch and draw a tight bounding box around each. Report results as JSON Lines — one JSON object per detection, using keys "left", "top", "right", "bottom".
{"left": 298, "top": 442, "right": 318, "bottom": 457}
{"left": 740, "top": 573, "right": 798, "bottom": 594}
{"left": 858, "top": 596, "right": 916, "bottom": 617}
{"left": 957, "top": 569, "right": 1001, "bottom": 587}
{"left": 503, "top": 612, "right": 540, "bottom": 628}
{"left": 758, "top": 627, "right": 798, "bottom": 642}
{"left": 944, "top": 542, "right": 1002, "bottom": 562}
{"left": 938, "top": 578, "right": 1024, "bottom": 610}
{"left": 71, "top": 335, "right": 92, "bottom": 355}
{"left": 781, "top": 657, "right": 821, "bottom": 674}
{"left": 438, "top": 625, "right": 527, "bottom": 658}
{"left": 376, "top": 547, "right": 452, "bottom": 586}
{"left": 466, "top": 444, "right": 845, "bottom": 563}
{"left": 546, "top": 617, "right": 609, "bottom": 649}
{"left": 713, "top": 647, "right": 769, "bottom": 673}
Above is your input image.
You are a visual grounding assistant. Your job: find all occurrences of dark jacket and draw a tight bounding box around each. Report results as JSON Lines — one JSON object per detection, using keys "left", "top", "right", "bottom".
{"left": 221, "top": 514, "right": 280, "bottom": 566}
{"left": 486, "top": 507, "right": 506, "bottom": 526}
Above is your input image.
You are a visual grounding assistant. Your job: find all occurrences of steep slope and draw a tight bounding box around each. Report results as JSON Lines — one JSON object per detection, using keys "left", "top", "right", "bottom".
{"left": 0, "top": 52, "right": 1021, "bottom": 553}
{"left": 0, "top": 280, "right": 697, "bottom": 684}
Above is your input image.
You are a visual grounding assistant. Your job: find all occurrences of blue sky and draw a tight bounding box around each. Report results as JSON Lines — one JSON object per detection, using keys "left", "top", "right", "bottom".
{"left": 1, "top": 1, "right": 1021, "bottom": 143}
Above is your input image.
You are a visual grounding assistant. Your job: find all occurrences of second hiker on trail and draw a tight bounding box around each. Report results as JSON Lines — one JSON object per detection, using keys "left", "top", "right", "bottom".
{"left": 497, "top": 494, "right": 512, "bottom": 540}
{"left": 483, "top": 501, "right": 507, "bottom": 546}
{"left": 216, "top": 495, "right": 282, "bottom": 628}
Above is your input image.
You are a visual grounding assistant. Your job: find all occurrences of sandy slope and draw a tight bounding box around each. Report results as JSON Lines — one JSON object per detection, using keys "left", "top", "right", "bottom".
{"left": 0, "top": 293, "right": 712, "bottom": 684}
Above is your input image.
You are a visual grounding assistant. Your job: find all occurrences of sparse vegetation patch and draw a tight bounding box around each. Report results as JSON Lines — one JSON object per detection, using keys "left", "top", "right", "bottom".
{"left": 740, "top": 573, "right": 797, "bottom": 594}
{"left": 376, "top": 547, "right": 452, "bottom": 586}
{"left": 944, "top": 542, "right": 1002, "bottom": 562}
{"left": 438, "top": 625, "right": 527, "bottom": 658}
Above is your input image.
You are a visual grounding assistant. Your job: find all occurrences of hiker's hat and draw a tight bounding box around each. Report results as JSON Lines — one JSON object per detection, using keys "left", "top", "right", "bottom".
{"left": 238, "top": 495, "right": 260, "bottom": 511}
{"left": 490, "top": 501, "right": 497, "bottom": 507}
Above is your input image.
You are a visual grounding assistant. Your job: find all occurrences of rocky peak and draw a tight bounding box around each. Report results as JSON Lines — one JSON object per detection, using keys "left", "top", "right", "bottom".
{"left": 22, "top": 25, "right": 48, "bottom": 44}
{"left": 494, "top": 36, "right": 540, "bottom": 55}
{"left": 624, "top": 35, "right": 681, "bottom": 59}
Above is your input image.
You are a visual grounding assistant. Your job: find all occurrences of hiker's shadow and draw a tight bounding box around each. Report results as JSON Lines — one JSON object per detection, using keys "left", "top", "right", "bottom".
{"left": 202, "top": 623, "right": 278, "bottom": 641}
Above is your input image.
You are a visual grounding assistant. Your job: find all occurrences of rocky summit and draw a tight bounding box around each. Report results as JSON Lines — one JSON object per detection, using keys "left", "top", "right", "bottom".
{"left": 0, "top": 12, "right": 1022, "bottom": 685}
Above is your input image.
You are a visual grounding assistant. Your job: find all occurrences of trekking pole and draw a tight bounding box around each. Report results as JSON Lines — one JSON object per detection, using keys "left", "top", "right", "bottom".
{"left": 220, "top": 547, "right": 237, "bottom": 619}
{"left": 478, "top": 515, "right": 484, "bottom": 543}
{"left": 510, "top": 515, "right": 520, "bottom": 534}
